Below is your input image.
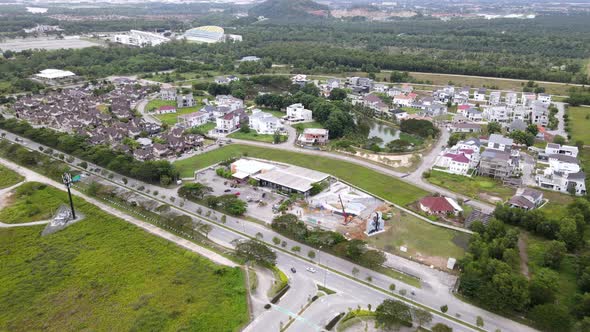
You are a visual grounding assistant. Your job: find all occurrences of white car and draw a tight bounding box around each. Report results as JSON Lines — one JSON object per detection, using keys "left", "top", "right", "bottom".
{"left": 306, "top": 267, "right": 317, "bottom": 273}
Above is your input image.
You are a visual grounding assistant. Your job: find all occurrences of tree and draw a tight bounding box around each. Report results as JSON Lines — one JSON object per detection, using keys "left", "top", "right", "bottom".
{"left": 345, "top": 239, "right": 366, "bottom": 261}
{"left": 476, "top": 316, "right": 484, "bottom": 327}
{"left": 329, "top": 88, "right": 347, "bottom": 101}
{"left": 240, "top": 121, "right": 250, "bottom": 133}
{"left": 217, "top": 195, "right": 248, "bottom": 215}
{"left": 255, "top": 232, "right": 263, "bottom": 240}
{"left": 432, "top": 323, "right": 453, "bottom": 332}
{"left": 542, "top": 240, "right": 567, "bottom": 269}
{"left": 553, "top": 135, "right": 567, "bottom": 145}
{"left": 273, "top": 130, "right": 282, "bottom": 144}
{"left": 528, "top": 303, "right": 573, "bottom": 332}
{"left": 440, "top": 305, "right": 448, "bottom": 313}
{"left": 272, "top": 236, "right": 281, "bottom": 245}
{"left": 447, "top": 133, "right": 465, "bottom": 147}
{"left": 359, "top": 250, "right": 386, "bottom": 269}
{"left": 529, "top": 268, "right": 559, "bottom": 306}
{"left": 526, "top": 124, "right": 539, "bottom": 136}
{"left": 487, "top": 122, "right": 502, "bottom": 135}
{"left": 178, "top": 183, "right": 213, "bottom": 200}
{"left": 308, "top": 250, "right": 316, "bottom": 259}
{"left": 412, "top": 308, "right": 433, "bottom": 327}
{"left": 199, "top": 224, "right": 212, "bottom": 238}
{"left": 389, "top": 283, "right": 396, "bottom": 292}
{"left": 375, "top": 299, "right": 413, "bottom": 330}
{"left": 234, "top": 239, "right": 277, "bottom": 266}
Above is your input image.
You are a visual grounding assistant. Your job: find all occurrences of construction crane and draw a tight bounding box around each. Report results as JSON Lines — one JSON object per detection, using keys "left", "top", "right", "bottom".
{"left": 338, "top": 194, "right": 350, "bottom": 225}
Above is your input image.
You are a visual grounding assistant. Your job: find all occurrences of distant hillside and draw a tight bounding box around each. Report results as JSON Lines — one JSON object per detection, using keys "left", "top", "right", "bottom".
{"left": 249, "top": 0, "right": 330, "bottom": 19}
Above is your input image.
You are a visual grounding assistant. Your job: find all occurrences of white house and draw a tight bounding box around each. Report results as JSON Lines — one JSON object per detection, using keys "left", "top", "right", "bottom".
{"left": 488, "top": 134, "right": 513, "bottom": 152}
{"left": 393, "top": 93, "right": 417, "bottom": 107}
{"left": 545, "top": 143, "right": 578, "bottom": 158}
{"left": 488, "top": 91, "right": 501, "bottom": 105}
{"left": 177, "top": 111, "right": 210, "bottom": 128}
{"left": 154, "top": 105, "right": 176, "bottom": 115}
{"left": 435, "top": 152, "right": 471, "bottom": 176}
{"left": 473, "top": 88, "right": 486, "bottom": 102}
{"left": 160, "top": 84, "right": 176, "bottom": 101}
{"left": 249, "top": 109, "right": 284, "bottom": 135}
{"left": 286, "top": 103, "right": 313, "bottom": 123}
{"left": 538, "top": 93, "right": 552, "bottom": 105}
{"left": 505, "top": 92, "right": 518, "bottom": 106}
{"left": 216, "top": 112, "right": 240, "bottom": 133}
{"left": 521, "top": 92, "right": 536, "bottom": 107}
{"left": 373, "top": 84, "right": 388, "bottom": 93}
{"left": 548, "top": 154, "right": 581, "bottom": 174}
{"left": 215, "top": 95, "right": 243, "bottom": 111}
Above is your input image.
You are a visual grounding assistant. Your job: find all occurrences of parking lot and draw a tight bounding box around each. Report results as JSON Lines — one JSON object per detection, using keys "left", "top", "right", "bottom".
{"left": 195, "top": 168, "right": 284, "bottom": 223}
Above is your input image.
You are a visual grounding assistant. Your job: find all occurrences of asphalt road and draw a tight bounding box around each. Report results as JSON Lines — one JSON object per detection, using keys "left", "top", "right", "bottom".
{"left": 0, "top": 130, "right": 537, "bottom": 332}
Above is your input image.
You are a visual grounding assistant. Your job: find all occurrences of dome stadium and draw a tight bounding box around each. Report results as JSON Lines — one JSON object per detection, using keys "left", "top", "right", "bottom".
{"left": 183, "top": 26, "right": 225, "bottom": 43}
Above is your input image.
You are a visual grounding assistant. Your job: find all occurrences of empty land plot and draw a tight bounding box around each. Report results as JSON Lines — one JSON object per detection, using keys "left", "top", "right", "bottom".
{"left": 0, "top": 38, "right": 102, "bottom": 52}
{"left": 0, "top": 182, "right": 248, "bottom": 332}
{"left": 567, "top": 106, "right": 590, "bottom": 144}
{"left": 174, "top": 144, "right": 427, "bottom": 206}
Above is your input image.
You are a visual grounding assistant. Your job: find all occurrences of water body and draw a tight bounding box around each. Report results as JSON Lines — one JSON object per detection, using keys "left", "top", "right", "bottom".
{"left": 365, "top": 118, "right": 399, "bottom": 148}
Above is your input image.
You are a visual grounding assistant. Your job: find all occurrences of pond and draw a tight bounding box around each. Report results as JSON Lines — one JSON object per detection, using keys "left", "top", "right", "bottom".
{"left": 365, "top": 118, "right": 400, "bottom": 148}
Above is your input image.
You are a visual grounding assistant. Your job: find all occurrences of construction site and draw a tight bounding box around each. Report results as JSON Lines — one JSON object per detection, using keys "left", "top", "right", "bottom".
{"left": 288, "top": 181, "right": 392, "bottom": 240}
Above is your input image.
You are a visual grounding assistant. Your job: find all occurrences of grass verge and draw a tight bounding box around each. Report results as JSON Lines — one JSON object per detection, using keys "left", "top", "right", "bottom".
{"left": 0, "top": 182, "right": 63, "bottom": 224}
{"left": 0, "top": 164, "right": 23, "bottom": 189}
{"left": 567, "top": 106, "right": 590, "bottom": 144}
{"left": 426, "top": 170, "right": 515, "bottom": 203}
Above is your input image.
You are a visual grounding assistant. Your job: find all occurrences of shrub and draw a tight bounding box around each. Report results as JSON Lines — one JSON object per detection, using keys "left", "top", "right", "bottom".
{"left": 325, "top": 312, "right": 344, "bottom": 331}
{"left": 440, "top": 305, "right": 448, "bottom": 313}
{"left": 272, "top": 236, "right": 281, "bottom": 245}
{"left": 291, "top": 246, "right": 301, "bottom": 252}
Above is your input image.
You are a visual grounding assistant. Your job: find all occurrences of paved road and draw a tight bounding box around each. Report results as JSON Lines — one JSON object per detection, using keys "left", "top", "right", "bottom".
{"left": 0, "top": 131, "right": 537, "bottom": 332}
{"left": 136, "top": 97, "right": 162, "bottom": 125}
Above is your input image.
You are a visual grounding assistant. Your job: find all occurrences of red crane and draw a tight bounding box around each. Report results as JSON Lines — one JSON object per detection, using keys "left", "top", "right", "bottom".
{"left": 338, "top": 194, "right": 349, "bottom": 225}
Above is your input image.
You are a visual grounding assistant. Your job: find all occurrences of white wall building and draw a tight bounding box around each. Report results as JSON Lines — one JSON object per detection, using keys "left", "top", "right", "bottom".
{"left": 249, "top": 109, "right": 284, "bottom": 135}
{"left": 286, "top": 103, "right": 313, "bottom": 122}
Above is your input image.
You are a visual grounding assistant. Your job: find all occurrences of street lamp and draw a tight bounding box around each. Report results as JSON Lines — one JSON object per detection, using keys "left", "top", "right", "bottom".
{"left": 318, "top": 246, "right": 327, "bottom": 289}
{"left": 62, "top": 172, "right": 76, "bottom": 221}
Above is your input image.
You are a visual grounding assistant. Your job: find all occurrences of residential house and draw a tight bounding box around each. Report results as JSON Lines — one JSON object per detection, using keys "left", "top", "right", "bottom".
{"left": 373, "top": 84, "right": 388, "bottom": 93}
{"left": 548, "top": 154, "right": 581, "bottom": 174}
{"left": 153, "top": 143, "right": 170, "bottom": 158}
{"left": 487, "top": 134, "right": 513, "bottom": 152}
{"left": 478, "top": 149, "right": 517, "bottom": 179}
{"left": 521, "top": 92, "right": 536, "bottom": 107}
{"left": 435, "top": 152, "right": 471, "bottom": 175}
{"left": 347, "top": 77, "right": 373, "bottom": 93}
{"left": 538, "top": 93, "right": 552, "bottom": 105}
{"left": 177, "top": 94, "right": 196, "bottom": 108}
{"left": 390, "top": 109, "right": 409, "bottom": 121}
{"left": 419, "top": 197, "right": 463, "bottom": 216}
{"left": 177, "top": 111, "right": 210, "bottom": 128}
{"left": 393, "top": 93, "right": 417, "bottom": 107}
{"left": 216, "top": 111, "right": 240, "bottom": 133}
{"left": 433, "top": 86, "right": 455, "bottom": 103}
{"left": 134, "top": 146, "right": 153, "bottom": 161}
{"left": 292, "top": 74, "right": 309, "bottom": 87}
{"left": 508, "top": 188, "right": 544, "bottom": 210}
{"left": 154, "top": 105, "right": 176, "bottom": 115}
{"left": 505, "top": 92, "right": 518, "bottom": 106}
{"left": 537, "top": 169, "right": 586, "bottom": 196}
{"left": 484, "top": 106, "right": 511, "bottom": 124}
{"left": 545, "top": 143, "right": 578, "bottom": 158}
{"left": 465, "top": 108, "right": 483, "bottom": 122}
{"left": 531, "top": 101, "right": 549, "bottom": 127}
{"left": 286, "top": 103, "right": 313, "bottom": 123}
{"left": 488, "top": 91, "right": 501, "bottom": 105}
{"left": 327, "top": 78, "right": 341, "bottom": 89}
{"left": 160, "top": 84, "right": 176, "bottom": 101}
{"left": 421, "top": 103, "right": 447, "bottom": 117}
{"left": 508, "top": 119, "right": 527, "bottom": 133}
{"left": 363, "top": 94, "right": 389, "bottom": 114}
{"left": 450, "top": 122, "right": 482, "bottom": 133}
{"left": 297, "top": 128, "right": 329, "bottom": 146}
{"left": 387, "top": 87, "right": 403, "bottom": 98}
{"left": 215, "top": 95, "right": 244, "bottom": 111}
{"left": 473, "top": 88, "right": 486, "bottom": 102}
{"left": 215, "top": 75, "right": 239, "bottom": 84}
{"left": 249, "top": 109, "right": 284, "bottom": 135}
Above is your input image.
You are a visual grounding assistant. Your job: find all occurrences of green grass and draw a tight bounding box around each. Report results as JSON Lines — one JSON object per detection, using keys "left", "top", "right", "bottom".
{"left": 367, "top": 212, "right": 469, "bottom": 264}
{"left": 0, "top": 182, "right": 248, "bottom": 332}
{"left": 526, "top": 232, "right": 579, "bottom": 310}
{"left": 259, "top": 108, "right": 285, "bottom": 119}
{"left": 152, "top": 97, "right": 205, "bottom": 125}
{"left": 228, "top": 131, "right": 285, "bottom": 143}
{"left": 538, "top": 190, "right": 575, "bottom": 219}
{"left": 0, "top": 164, "right": 23, "bottom": 189}
{"left": 268, "top": 266, "right": 289, "bottom": 297}
{"left": 173, "top": 144, "right": 428, "bottom": 206}
{"left": 567, "top": 106, "right": 590, "bottom": 144}
{"left": 146, "top": 99, "right": 176, "bottom": 112}
{"left": 317, "top": 285, "right": 336, "bottom": 295}
{"left": 292, "top": 121, "right": 324, "bottom": 131}
{"left": 427, "top": 170, "right": 515, "bottom": 203}
{"left": 0, "top": 182, "right": 63, "bottom": 224}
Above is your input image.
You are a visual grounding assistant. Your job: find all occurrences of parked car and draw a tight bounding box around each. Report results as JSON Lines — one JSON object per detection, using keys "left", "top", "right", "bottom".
{"left": 290, "top": 267, "right": 296, "bottom": 273}
{"left": 224, "top": 189, "right": 231, "bottom": 193}
{"left": 306, "top": 267, "right": 317, "bottom": 273}
{"left": 234, "top": 192, "right": 240, "bottom": 196}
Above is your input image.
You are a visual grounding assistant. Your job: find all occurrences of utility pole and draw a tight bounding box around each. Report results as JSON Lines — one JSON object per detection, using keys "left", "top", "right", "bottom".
{"left": 62, "top": 172, "right": 76, "bottom": 220}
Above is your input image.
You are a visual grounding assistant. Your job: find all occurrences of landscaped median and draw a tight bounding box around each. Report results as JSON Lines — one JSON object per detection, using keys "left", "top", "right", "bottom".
{"left": 0, "top": 164, "right": 24, "bottom": 189}
{"left": 173, "top": 144, "right": 428, "bottom": 206}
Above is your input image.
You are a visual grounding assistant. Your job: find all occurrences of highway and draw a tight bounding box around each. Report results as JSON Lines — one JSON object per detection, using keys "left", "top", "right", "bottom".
{"left": 0, "top": 129, "right": 538, "bottom": 332}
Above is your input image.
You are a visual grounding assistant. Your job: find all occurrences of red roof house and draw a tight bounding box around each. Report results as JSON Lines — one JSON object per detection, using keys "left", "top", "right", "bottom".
{"left": 419, "top": 197, "right": 462, "bottom": 216}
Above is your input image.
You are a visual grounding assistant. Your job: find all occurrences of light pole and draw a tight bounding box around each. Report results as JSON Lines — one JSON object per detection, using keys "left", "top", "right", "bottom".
{"left": 318, "top": 246, "right": 327, "bottom": 289}
{"left": 62, "top": 172, "right": 76, "bottom": 221}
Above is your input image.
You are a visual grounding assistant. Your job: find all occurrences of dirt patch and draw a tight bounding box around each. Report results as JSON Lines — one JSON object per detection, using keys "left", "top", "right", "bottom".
{"left": 0, "top": 191, "right": 16, "bottom": 210}
{"left": 518, "top": 233, "right": 530, "bottom": 279}
{"left": 478, "top": 192, "right": 504, "bottom": 204}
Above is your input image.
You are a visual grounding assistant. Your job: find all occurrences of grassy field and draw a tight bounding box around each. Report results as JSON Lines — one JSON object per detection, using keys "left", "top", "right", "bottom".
{"left": 0, "top": 164, "right": 23, "bottom": 189}
{"left": 156, "top": 106, "right": 201, "bottom": 126}
{"left": 406, "top": 72, "right": 574, "bottom": 96}
{"left": 292, "top": 121, "right": 324, "bottom": 131}
{"left": 228, "top": 131, "right": 285, "bottom": 143}
{"left": 0, "top": 182, "right": 63, "bottom": 224}
{"left": 367, "top": 212, "right": 469, "bottom": 263}
{"left": 146, "top": 99, "right": 175, "bottom": 112}
{"left": 259, "top": 109, "right": 286, "bottom": 119}
{"left": 567, "top": 106, "right": 590, "bottom": 144}
{"left": 195, "top": 122, "right": 217, "bottom": 134}
{"left": 427, "top": 170, "right": 515, "bottom": 203}
{"left": 173, "top": 144, "right": 428, "bottom": 206}
{"left": 0, "top": 182, "right": 248, "bottom": 332}
{"left": 538, "top": 190, "right": 575, "bottom": 219}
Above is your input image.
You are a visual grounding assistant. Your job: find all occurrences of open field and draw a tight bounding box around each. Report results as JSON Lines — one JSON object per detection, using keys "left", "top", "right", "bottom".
{"left": 146, "top": 99, "right": 175, "bottom": 112}
{"left": 228, "top": 131, "right": 286, "bottom": 143}
{"left": 0, "top": 182, "right": 63, "bottom": 224}
{"left": 367, "top": 212, "right": 469, "bottom": 265}
{"left": 0, "top": 164, "right": 23, "bottom": 189}
{"left": 292, "top": 121, "right": 324, "bottom": 131}
{"left": 0, "top": 182, "right": 248, "bottom": 332}
{"left": 0, "top": 37, "right": 102, "bottom": 52}
{"left": 566, "top": 106, "right": 590, "bottom": 144}
{"left": 427, "top": 170, "right": 515, "bottom": 203}
{"left": 156, "top": 106, "right": 201, "bottom": 125}
{"left": 174, "top": 144, "right": 428, "bottom": 206}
